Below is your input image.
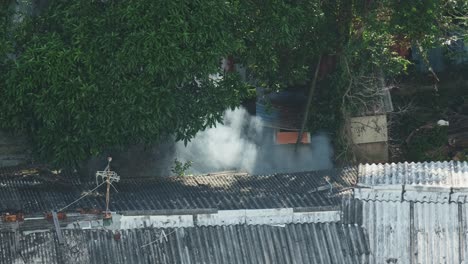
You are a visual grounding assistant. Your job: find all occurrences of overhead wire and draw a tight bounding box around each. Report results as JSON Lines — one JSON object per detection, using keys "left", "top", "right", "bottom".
{"left": 140, "top": 230, "right": 176, "bottom": 248}
{"left": 58, "top": 181, "right": 106, "bottom": 212}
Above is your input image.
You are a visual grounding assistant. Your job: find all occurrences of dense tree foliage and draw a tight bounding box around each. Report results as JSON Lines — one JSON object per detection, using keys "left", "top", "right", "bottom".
{"left": 236, "top": 0, "right": 466, "bottom": 89}
{"left": 0, "top": 0, "right": 11, "bottom": 78}
{"left": 0, "top": 0, "right": 248, "bottom": 166}
{"left": 234, "top": 0, "right": 467, "bottom": 159}
{"left": 0, "top": 0, "right": 466, "bottom": 166}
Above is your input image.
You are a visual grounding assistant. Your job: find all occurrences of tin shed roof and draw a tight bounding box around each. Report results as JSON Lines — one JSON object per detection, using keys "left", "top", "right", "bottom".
{"left": 344, "top": 198, "right": 464, "bottom": 264}
{"left": 358, "top": 161, "right": 468, "bottom": 187}
{"left": 356, "top": 161, "right": 468, "bottom": 203}
{"left": 346, "top": 161, "right": 468, "bottom": 263}
{"left": 0, "top": 167, "right": 357, "bottom": 215}
{"left": 0, "top": 223, "right": 370, "bottom": 264}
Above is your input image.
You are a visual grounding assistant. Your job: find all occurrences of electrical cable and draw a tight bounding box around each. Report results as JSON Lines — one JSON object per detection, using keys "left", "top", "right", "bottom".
{"left": 57, "top": 181, "right": 106, "bottom": 212}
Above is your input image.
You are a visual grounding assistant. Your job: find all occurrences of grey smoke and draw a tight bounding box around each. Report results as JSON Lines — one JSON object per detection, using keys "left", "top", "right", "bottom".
{"left": 174, "top": 107, "right": 333, "bottom": 175}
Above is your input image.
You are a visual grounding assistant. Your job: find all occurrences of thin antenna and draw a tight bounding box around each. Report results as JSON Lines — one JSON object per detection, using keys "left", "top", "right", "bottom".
{"left": 96, "top": 157, "right": 120, "bottom": 220}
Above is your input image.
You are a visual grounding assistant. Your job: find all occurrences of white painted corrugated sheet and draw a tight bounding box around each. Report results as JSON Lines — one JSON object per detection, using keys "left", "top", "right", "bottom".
{"left": 359, "top": 161, "right": 468, "bottom": 187}
{"left": 361, "top": 201, "right": 411, "bottom": 263}
{"left": 360, "top": 200, "right": 461, "bottom": 264}
{"left": 354, "top": 186, "right": 403, "bottom": 202}
{"left": 404, "top": 186, "right": 452, "bottom": 203}
{"left": 413, "top": 202, "right": 459, "bottom": 264}
{"left": 461, "top": 203, "right": 468, "bottom": 263}
{"left": 197, "top": 209, "right": 341, "bottom": 226}
{"left": 354, "top": 185, "right": 454, "bottom": 203}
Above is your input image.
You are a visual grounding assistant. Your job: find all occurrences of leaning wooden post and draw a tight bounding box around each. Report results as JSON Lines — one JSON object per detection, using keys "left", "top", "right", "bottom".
{"left": 295, "top": 55, "right": 322, "bottom": 151}
{"left": 52, "top": 210, "right": 64, "bottom": 244}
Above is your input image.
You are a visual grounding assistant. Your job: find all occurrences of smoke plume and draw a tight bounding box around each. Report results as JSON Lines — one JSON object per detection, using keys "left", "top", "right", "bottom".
{"left": 174, "top": 107, "right": 333, "bottom": 175}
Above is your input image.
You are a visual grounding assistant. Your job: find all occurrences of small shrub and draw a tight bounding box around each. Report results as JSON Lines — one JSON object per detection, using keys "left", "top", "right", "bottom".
{"left": 171, "top": 159, "right": 193, "bottom": 177}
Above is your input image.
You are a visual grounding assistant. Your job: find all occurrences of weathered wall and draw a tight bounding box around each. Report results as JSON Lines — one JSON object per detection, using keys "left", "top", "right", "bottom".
{"left": 350, "top": 114, "right": 388, "bottom": 144}
{"left": 350, "top": 114, "right": 389, "bottom": 163}
{"left": 353, "top": 141, "right": 389, "bottom": 163}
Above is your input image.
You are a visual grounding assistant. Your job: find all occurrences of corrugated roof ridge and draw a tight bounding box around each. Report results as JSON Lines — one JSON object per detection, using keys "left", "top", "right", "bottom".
{"left": 62, "top": 168, "right": 350, "bottom": 184}
{"left": 0, "top": 166, "right": 356, "bottom": 183}
{"left": 0, "top": 222, "right": 366, "bottom": 237}
{"left": 352, "top": 197, "right": 456, "bottom": 204}
{"left": 1, "top": 168, "right": 355, "bottom": 214}
{"left": 358, "top": 160, "right": 468, "bottom": 166}
{"left": 8, "top": 221, "right": 359, "bottom": 231}
{"left": 358, "top": 160, "right": 468, "bottom": 187}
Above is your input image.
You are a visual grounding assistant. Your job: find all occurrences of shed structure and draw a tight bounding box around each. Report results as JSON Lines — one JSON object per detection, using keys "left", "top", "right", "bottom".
{"left": 2, "top": 161, "right": 468, "bottom": 263}
{"left": 346, "top": 161, "right": 468, "bottom": 264}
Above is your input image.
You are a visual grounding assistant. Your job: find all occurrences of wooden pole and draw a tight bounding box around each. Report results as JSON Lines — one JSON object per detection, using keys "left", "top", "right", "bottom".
{"left": 52, "top": 211, "right": 64, "bottom": 244}
{"left": 104, "top": 158, "right": 112, "bottom": 219}
{"left": 106, "top": 171, "right": 110, "bottom": 214}
{"left": 295, "top": 55, "right": 322, "bottom": 151}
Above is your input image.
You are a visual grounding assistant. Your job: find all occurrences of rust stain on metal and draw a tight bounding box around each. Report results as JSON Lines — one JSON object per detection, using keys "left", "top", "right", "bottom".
{"left": 45, "top": 211, "right": 66, "bottom": 220}
{"left": 78, "top": 208, "right": 102, "bottom": 215}
{"left": 1, "top": 212, "right": 24, "bottom": 222}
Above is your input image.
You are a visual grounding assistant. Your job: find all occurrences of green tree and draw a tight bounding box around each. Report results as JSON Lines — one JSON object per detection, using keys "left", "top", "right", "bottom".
{"left": 0, "top": 0, "right": 12, "bottom": 76}
{"left": 234, "top": 0, "right": 467, "bottom": 160}
{"left": 235, "top": 0, "right": 466, "bottom": 90}
{"left": 0, "top": 0, "right": 249, "bottom": 166}
{"left": 1, "top": 0, "right": 465, "bottom": 166}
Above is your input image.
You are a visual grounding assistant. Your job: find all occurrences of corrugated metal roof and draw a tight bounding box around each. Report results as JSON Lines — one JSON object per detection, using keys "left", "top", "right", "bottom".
{"left": 0, "top": 223, "right": 370, "bottom": 264}
{"left": 359, "top": 200, "right": 411, "bottom": 263}
{"left": 353, "top": 184, "right": 468, "bottom": 203}
{"left": 8, "top": 160, "right": 468, "bottom": 263}
{"left": 0, "top": 168, "right": 357, "bottom": 215}
{"left": 346, "top": 161, "right": 468, "bottom": 263}
{"left": 358, "top": 161, "right": 468, "bottom": 187}
{"left": 344, "top": 198, "right": 465, "bottom": 264}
